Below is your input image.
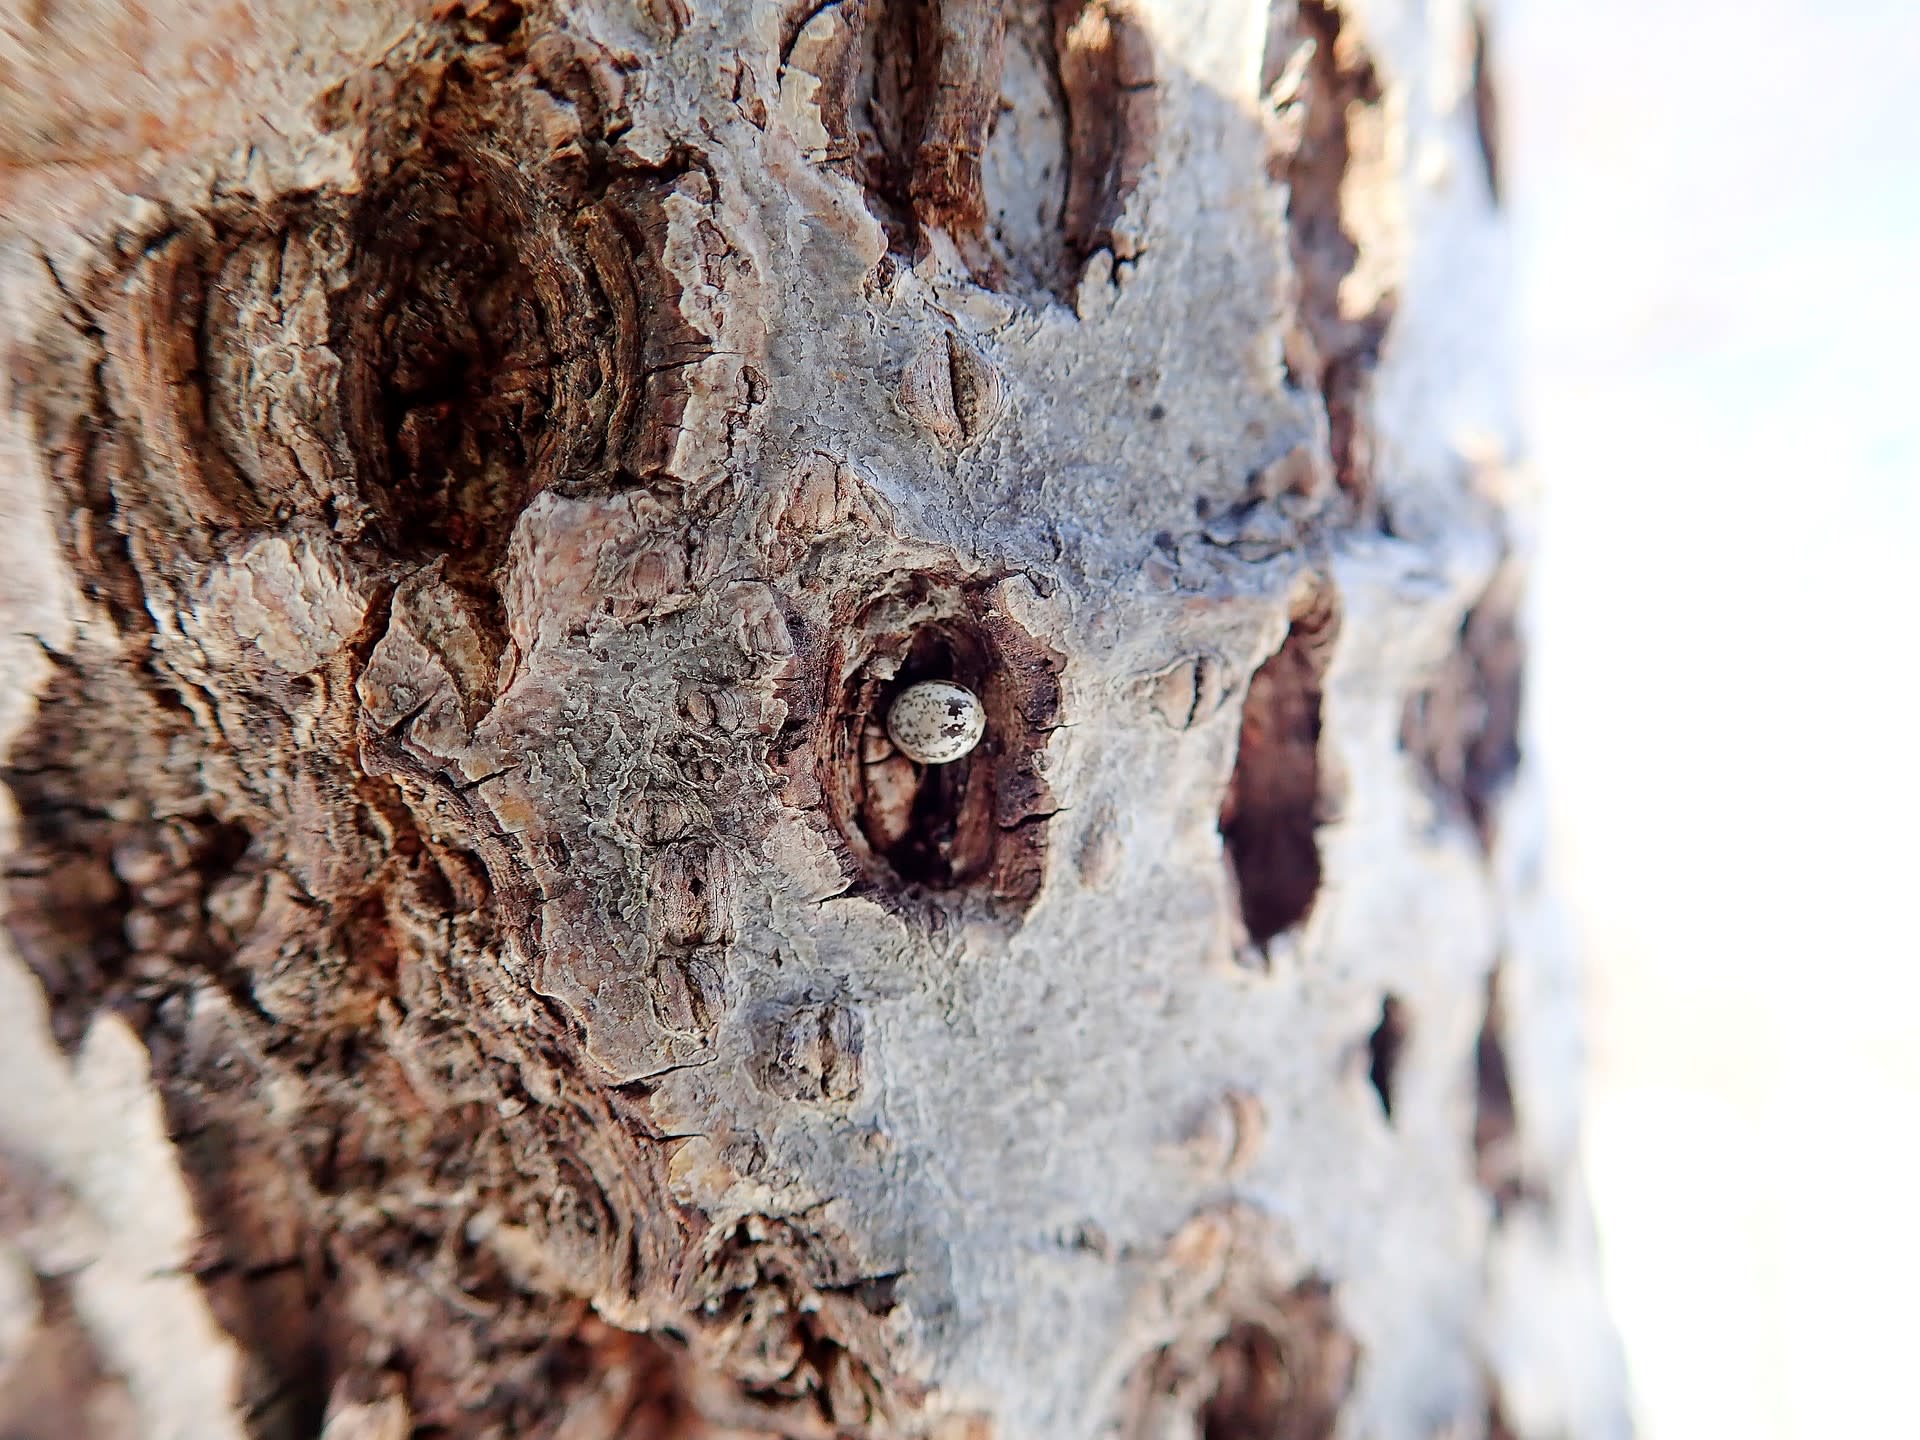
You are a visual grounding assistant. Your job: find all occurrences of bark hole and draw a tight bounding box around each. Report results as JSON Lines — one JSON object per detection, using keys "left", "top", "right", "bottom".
{"left": 1198, "top": 1316, "right": 1350, "bottom": 1440}
{"left": 1130, "top": 1279, "right": 1357, "bottom": 1440}
{"left": 795, "top": 0, "right": 1153, "bottom": 296}
{"left": 867, "top": 622, "right": 996, "bottom": 887}
{"left": 823, "top": 578, "right": 1059, "bottom": 915}
{"left": 344, "top": 152, "right": 552, "bottom": 571}
{"left": 1366, "top": 993, "right": 1407, "bottom": 1120}
{"left": 1469, "top": 8, "right": 1502, "bottom": 204}
{"left": 1220, "top": 590, "right": 1339, "bottom": 945}
{"left": 1051, "top": 0, "right": 1158, "bottom": 273}
{"left": 1401, "top": 569, "right": 1525, "bottom": 852}
{"left": 1264, "top": 0, "right": 1392, "bottom": 503}
{"left": 337, "top": 41, "right": 707, "bottom": 586}
{"left": 1473, "top": 965, "right": 1544, "bottom": 1217}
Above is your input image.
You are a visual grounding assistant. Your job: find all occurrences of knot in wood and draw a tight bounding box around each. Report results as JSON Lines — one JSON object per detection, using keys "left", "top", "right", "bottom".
{"left": 896, "top": 333, "right": 1006, "bottom": 449}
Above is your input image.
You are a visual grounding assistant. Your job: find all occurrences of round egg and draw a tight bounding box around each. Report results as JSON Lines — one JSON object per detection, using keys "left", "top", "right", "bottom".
{"left": 886, "top": 680, "right": 986, "bottom": 765}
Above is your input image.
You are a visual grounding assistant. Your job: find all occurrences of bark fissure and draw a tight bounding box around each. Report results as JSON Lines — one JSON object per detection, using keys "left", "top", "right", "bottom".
{"left": 1263, "top": 0, "right": 1395, "bottom": 504}
{"left": 1401, "top": 565, "right": 1526, "bottom": 852}
{"left": 1220, "top": 586, "right": 1340, "bottom": 947}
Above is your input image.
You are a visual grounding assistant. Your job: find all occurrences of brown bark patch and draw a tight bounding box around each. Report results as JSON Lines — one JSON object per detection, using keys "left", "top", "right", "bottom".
{"left": 1400, "top": 566, "right": 1525, "bottom": 852}
{"left": 1126, "top": 1279, "right": 1358, "bottom": 1440}
{"left": 0, "top": 9, "right": 891, "bottom": 1434}
{"left": 747, "top": 994, "right": 866, "bottom": 1103}
{"left": 1220, "top": 585, "right": 1340, "bottom": 945}
{"left": 908, "top": 0, "right": 1011, "bottom": 271}
{"left": 0, "top": 1273, "right": 138, "bottom": 1440}
{"left": 1472, "top": 964, "right": 1547, "bottom": 1219}
{"left": 787, "top": 0, "right": 1154, "bottom": 296}
{"left": 679, "top": 1214, "right": 909, "bottom": 1431}
{"left": 1053, "top": 0, "right": 1157, "bottom": 267}
{"left": 1264, "top": 0, "right": 1393, "bottom": 503}
{"left": 796, "top": 0, "right": 1006, "bottom": 277}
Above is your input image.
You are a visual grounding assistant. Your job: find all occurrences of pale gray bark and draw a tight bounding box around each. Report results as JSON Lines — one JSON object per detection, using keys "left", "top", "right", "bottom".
{"left": 0, "top": 1, "right": 1625, "bottom": 1437}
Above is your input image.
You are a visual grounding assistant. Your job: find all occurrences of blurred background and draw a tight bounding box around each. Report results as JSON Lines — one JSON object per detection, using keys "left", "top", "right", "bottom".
{"left": 1506, "top": 1, "right": 1920, "bottom": 1436}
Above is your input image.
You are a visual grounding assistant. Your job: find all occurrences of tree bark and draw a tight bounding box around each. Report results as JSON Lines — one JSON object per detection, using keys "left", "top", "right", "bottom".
{"left": 0, "top": 1, "right": 1625, "bottom": 1437}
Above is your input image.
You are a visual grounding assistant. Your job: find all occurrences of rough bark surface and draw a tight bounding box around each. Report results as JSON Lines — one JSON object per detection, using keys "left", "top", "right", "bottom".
{"left": 0, "top": 1, "right": 1626, "bottom": 1438}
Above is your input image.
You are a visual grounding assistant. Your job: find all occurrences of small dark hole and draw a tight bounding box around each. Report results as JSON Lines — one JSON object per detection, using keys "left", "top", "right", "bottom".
{"left": 1473, "top": 964, "right": 1541, "bottom": 1216}
{"left": 1470, "top": 9, "right": 1502, "bottom": 204}
{"left": 1367, "top": 994, "right": 1407, "bottom": 1119}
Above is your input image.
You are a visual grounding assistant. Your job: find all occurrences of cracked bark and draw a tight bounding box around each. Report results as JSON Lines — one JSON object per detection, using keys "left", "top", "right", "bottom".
{"left": 0, "top": 2, "right": 1625, "bottom": 1438}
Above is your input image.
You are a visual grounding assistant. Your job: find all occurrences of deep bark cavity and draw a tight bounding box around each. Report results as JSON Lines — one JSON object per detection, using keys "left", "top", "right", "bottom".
{"left": 1366, "top": 993, "right": 1408, "bottom": 1120}
{"left": 1469, "top": 6, "right": 1502, "bottom": 204}
{"left": 821, "top": 573, "right": 1061, "bottom": 914}
{"left": 1401, "top": 566, "right": 1526, "bottom": 852}
{"left": 1263, "top": 0, "right": 1394, "bottom": 504}
{"left": 1220, "top": 587, "right": 1340, "bottom": 946}
{"left": 781, "top": 0, "right": 1155, "bottom": 296}
{"left": 1473, "top": 964, "right": 1548, "bottom": 1219}
{"left": 1125, "top": 1276, "right": 1358, "bottom": 1440}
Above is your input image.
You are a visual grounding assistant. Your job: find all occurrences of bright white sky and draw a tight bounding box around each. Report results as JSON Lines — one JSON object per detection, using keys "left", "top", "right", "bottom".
{"left": 1506, "top": 1, "right": 1920, "bottom": 1435}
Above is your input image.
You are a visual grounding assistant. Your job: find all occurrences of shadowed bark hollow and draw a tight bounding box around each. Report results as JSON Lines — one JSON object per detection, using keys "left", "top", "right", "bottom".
{"left": 0, "top": 2, "right": 1626, "bottom": 1438}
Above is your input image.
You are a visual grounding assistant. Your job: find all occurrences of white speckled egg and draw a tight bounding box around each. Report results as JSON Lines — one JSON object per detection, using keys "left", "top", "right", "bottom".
{"left": 886, "top": 680, "right": 986, "bottom": 765}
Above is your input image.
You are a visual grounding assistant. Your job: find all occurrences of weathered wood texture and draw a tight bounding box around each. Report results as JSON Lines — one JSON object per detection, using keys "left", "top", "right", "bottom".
{"left": 0, "top": 1, "right": 1626, "bottom": 1437}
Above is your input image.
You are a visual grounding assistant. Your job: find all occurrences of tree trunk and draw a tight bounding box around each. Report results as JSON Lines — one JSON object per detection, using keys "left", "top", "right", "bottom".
{"left": 0, "top": 1, "right": 1626, "bottom": 1437}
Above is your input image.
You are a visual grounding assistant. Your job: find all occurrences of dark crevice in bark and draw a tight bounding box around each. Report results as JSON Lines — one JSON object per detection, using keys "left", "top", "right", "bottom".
{"left": 908, "top": 0, "right": 1010, "bottom": 277}
{"left": 790, "top": 0, "right": 1154, "bottom": 298}
{"left": 684, "top": 1214, "right": 905, "bottom": 1428}
{"left": 1264, "top": 0, "right": 1393, "bottom": 504}
{"left": 1366, "top": 993, "right": 1408, "bottom": 1120}
{"left": 1473, "top": 965, "right": 1548, "bottom": 1219}
{"left": 1485, "top": 1384, "right": 1521, "bottom": 1440}
{"left": 801, "top": 0, "right": 1002, "bottom": 278}
{"left": 1401, "top": 567, "right": 1525, "bottom": 852}
{"left": 1221, "top": 587, "right": 1340, "bottom": 945}
{"left": 1470, "top": 7, "right": 1502, "bottom": 204}
{"left": 1051, "top": 0, "right": 1158, "bottom": 278}
{"left": 1129, "top": 1278, "right": 1358, "bottom": 1440}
